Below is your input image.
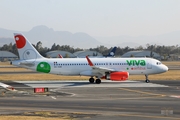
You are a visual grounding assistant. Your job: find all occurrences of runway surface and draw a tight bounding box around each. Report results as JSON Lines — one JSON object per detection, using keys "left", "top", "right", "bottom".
{"left": 0, "top": 80, "right": 180, "bottom": 120}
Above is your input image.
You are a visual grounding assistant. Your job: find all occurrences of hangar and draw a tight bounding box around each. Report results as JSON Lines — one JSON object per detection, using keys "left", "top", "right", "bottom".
{"left": 73, "top": 50, "right": 103, "bottom": 58}
{"left": 121, "top": 51, "right": 161, "bottom": 60}
{"left": 45, "top": 51, "right": 76, "bottom": 58}
{"left": 0, "top": 51, "right": 18, "bottom": 61}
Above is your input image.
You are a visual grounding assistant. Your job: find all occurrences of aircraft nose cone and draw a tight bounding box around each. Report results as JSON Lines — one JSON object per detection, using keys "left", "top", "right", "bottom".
{"left": 163, "top": 65, "right": 168, "bottom": 72}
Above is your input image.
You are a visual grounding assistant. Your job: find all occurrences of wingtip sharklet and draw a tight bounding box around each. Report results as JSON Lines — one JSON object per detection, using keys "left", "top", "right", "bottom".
{"left": 86, "top": 56, "right": 94, "bottom": 66}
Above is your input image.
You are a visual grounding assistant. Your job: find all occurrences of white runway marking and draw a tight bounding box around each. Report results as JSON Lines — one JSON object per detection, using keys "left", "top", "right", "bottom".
{"left": 15, "top": 80, "right": 169, "bottom": 88}
{"left": 50, "top": 96, "right": 57, "bottom": 99}
{"left": 170, "top": 95, "right": 180, "bottom": 98}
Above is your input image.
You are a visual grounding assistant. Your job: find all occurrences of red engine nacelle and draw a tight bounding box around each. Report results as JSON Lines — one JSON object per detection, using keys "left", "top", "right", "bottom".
{"left": 103, "top": 72, "right": 129, "bottom": 81}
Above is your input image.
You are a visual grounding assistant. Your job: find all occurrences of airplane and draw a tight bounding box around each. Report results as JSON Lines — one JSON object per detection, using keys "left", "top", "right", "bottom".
{"left": 73, "top": 46, "right": 117, "bottom": 58}
{"left": 77, "top": 46, "right": 117, "bottom": 58}
{"left": 11, "top": 33, "right": 168, "bottom": 84}
{"left": 105, "top": 46, "right": 117, "bottom": 57}
{"left": 58, "top": 47, "right": 116, "bottom": 58}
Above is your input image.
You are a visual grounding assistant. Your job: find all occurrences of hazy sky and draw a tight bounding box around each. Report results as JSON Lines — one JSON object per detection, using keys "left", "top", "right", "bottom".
{"left": 1, "top": 0, "right": 180, "bottom": 37}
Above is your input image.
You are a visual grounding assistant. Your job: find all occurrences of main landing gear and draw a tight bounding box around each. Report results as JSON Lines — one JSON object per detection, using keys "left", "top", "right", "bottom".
{"left": 89, "top": 77, "right": 101, "bottom": 84}
{"left": 89, "top": 77, "right": 94, "bottom": 83}
{"left": 145, "top": 74, "right": 150, "bottom": 83}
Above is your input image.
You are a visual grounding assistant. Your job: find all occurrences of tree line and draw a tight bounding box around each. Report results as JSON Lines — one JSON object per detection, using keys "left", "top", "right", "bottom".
{"left": 0, "top": 41, "right": 180, "bottom": 60}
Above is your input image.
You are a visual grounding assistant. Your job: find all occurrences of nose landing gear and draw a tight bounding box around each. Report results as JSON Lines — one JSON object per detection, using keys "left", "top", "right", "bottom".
{"left": 145, "top": 74, "right": 150, "bottom": 83}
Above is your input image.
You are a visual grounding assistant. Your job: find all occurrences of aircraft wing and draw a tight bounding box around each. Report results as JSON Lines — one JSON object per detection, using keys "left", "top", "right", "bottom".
{"left": 86, "top": 56, "right": 116, "bottom": 76}
{"left": 91, "top": 66, "right": 115, "bottom": 75}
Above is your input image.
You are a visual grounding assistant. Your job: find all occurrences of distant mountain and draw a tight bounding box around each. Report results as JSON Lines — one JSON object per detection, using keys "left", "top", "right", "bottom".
{"left": 1, "top": 25, "right": 180, "bottom": 48}
{"left": 95, "top": 31, "right": 180, "bottom": 48}
{"left": 0, "top": 25, "right": 103, "bottom": 48}
{"left": 0, "top": 28, "right": 17, "bottom": 46}
{"left": 0, "top": 37, "right": 14, "bottom": 46}
{"left": 0, "top": 28, "right": 20, "bottom": 37}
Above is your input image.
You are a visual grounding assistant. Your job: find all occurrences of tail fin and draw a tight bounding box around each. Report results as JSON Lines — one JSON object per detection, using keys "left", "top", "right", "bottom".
{"left": 58, "top": 54, "right": 63, "bottom": 58}
{"left": 14, "top": 33, "right": 44, "bottom": 60}
{"left": 106, "top": 46, "right": 117, "bottom": 57}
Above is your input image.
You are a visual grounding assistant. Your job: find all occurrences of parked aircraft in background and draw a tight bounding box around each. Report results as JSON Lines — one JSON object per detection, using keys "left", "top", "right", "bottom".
{"left": 11, "top": 33, "right": 168, "bottom": 84}
{"left": 105, "top": 46, "right": 117, "bottom": 57}
{"left": 57, "top": 46, "right": 116, "bottom": 58}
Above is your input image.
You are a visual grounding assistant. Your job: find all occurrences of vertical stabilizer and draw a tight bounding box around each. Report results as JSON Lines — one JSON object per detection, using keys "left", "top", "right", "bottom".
{"left": 106, "top": 46, "right": 117, "bottom": 57}
{"left": 14, "top": 33, "right": 44, "bottom": 60}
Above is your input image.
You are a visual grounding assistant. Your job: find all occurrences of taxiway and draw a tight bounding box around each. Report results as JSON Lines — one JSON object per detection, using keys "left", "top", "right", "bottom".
{"left": 0, "top": 80, "right": 180, "bottom": 120}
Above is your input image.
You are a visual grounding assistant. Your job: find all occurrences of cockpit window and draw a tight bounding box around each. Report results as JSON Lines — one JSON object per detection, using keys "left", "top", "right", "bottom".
{"left": 156, "top": 62, "right": 162, "bottom": 65}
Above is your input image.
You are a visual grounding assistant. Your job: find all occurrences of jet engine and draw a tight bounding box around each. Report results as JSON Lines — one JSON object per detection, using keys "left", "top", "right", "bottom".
{"left": 104, "top": 72, "right": 129, "bottom": 81}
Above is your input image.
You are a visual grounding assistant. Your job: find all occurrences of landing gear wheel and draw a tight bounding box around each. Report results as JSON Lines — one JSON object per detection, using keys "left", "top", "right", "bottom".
{"left": 145, "top": 74, "right": 150, "bottom": 83}
{"left": 95, "top": 79, "right": 101, "bottom": 84}
{"left": 89, "top": 78, "right": 95, "bottom": 83}
{"left": 145, "top": 79, "right": 150, "bottom": 83}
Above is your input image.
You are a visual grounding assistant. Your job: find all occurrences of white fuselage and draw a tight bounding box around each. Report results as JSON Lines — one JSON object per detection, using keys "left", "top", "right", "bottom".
{"left": 12, "top": 57, "right": 168, "bottom": 76}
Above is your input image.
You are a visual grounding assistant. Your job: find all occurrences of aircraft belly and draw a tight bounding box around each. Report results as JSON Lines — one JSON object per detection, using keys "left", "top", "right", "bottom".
{"left": 50, "top": 67, "right": 88, "bottom": 76}
{"left": 129, "top": 70, "right": 146, "bottom": 75}
{"left": 80, "top": 70, "right": 92, "bottom": 76}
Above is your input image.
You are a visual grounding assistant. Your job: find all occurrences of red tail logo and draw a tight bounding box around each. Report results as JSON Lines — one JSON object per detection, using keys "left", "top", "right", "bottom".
{"left": 14, "top": 35, "right": 26, "bottom": 49}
